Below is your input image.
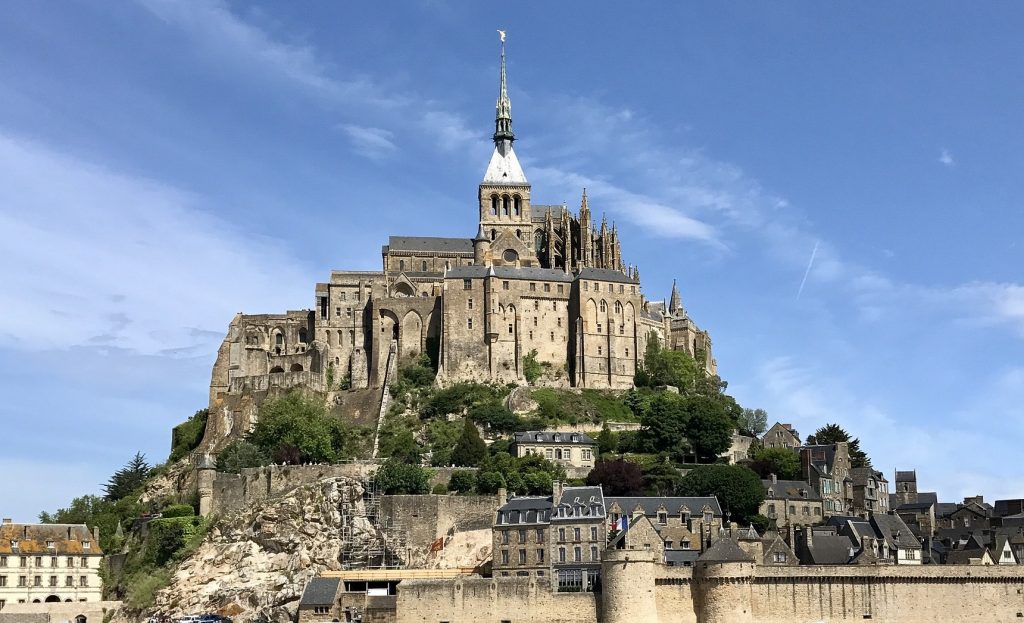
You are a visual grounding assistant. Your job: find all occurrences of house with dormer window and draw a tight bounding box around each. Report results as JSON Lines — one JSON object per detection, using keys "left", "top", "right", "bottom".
{"left": 512, "top": 431, "right": 596, "bottom": 476}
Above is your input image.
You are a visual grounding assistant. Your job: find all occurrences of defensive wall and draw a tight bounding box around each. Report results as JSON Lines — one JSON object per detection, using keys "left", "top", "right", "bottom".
{"left": 381, "top": 494, "right": 498, "bottom": 564}
{"left": 201, "top": 463, "right": 376, "bottom": 516}
{"left": 391, "top": 557, "right": 1024, "bottom": 623}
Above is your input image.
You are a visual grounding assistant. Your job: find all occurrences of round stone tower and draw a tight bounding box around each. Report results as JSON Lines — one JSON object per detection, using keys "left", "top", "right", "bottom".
{"left": 601, "top": 548, "right": 659, "bottom": 623}
{"left": 196, "top": 453, "right": 217, "bottom": 517}
{"left": 692, "top": 538, "right": 756, "bottom": 623}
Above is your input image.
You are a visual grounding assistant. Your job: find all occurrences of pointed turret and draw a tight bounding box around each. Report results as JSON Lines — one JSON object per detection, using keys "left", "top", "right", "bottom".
{"left": 669, "top": 279, "right": 682, "bottom": 316}
{"left": 493, "top": 32, "right": 514, "bottom": 145}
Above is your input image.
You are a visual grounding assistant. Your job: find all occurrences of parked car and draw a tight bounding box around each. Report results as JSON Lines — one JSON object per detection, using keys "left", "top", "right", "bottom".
{"left": 178, "top": 616, "right": 203, "bottom": 623}
{"left": 197, "top": 616, "right": 232, "bottom": 623}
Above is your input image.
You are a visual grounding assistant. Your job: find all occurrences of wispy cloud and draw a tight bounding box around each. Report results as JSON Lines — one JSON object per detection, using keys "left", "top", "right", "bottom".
{"left": 0, "top": 131, "right": 311, "bottom": 355}
{"left": 796, "top": 241, "right": 819, "bottom": 300}
{"left": 338, "top": 124, "right": 397, "bottom": 160}
{"left": 939, "top": 148, "right": 955, "bottom": 167}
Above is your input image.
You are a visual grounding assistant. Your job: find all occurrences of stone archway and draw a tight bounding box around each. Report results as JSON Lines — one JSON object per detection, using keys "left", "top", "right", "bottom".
{"left": 401, "top": 311, "right": 424, "bottom": 360}
{"left": 44, "top": 595, "right": 60, "bottom": 602}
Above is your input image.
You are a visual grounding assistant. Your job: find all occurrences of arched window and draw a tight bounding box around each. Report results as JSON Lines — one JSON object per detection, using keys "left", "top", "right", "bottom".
{"left": 290, "top": 363, "right": 304, "bottom": 372}
{"left": 269, "top": 366, "right": 284, "bottom": 374}
{"left": 399, "top": 259, "right": 405, "bottom": 271}
{"left": 534, "top": 230, "right": 544, "bottom": 255}
{"left": 515, "top": 229, "right": 522, "bottom": 240}
{"left": 614, "top": 301, "right": 623, "bottom": 314}
{"left": 513, "top": 195, "right": 521, "bottom": 216}
{"left": 421, "top": 260, "right": 427, "bottom": 271}
{"left": 491, "top": 195, "right": 499, "bottom": 215}
{"left": 502, "top": 195, "right": 510, "bottom": 216}
{"left": 599, "top": 300, "right": 607, "bottom": 313}
{"left": 298, "top": 328, "right": 308, "bottom": 343}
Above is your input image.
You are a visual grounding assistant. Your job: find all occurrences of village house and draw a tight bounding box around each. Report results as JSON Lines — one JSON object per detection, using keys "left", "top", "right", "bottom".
{"left": 760, "top": 475, "right": 824, "bottom": 528}
{"left": 0, "top": 519, "right": 104, "bottom": 610}
{"left": 849, "top": 467, "right": 890, "bottom": 517}
{"left": 761, "top": 422, "right": 801, "bottom": 450}
{"left": 799, "top": 443, "right": 853, "bottom": 516}
{"left": 511, "top": 431, "right": 596, "bottom": 476}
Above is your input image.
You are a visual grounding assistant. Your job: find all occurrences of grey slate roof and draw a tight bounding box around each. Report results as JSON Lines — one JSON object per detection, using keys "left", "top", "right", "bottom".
{"left": 871, "top": 513, "right": 922, "bottom": 550}
{"left": 763, "top": 479, "right": 821, "bottom": 502}
{"left": 895, "top": 502, "right": 935, "bottom": 512}
{"left": 445, "top": 265, "right": 575, "bottom": 282}
{"left": 849, "top": 467, "right": 887, "bottom": 485}
{"left": 386, "top": 236, "right": 474, "bottom": 253}
{"left": 895, "top": 470, "right": 916, "bottom": 482}
{"left": 514, "top": 431, "right": 596, "bottom": 445}
{"left": 553, "top": 486, "right": 606, "bottom": 521}
{"left": 698, "top": 537, "right": 754, "bottom": 563}
{"left": 665, "top": 549, "right": 701, "bottom": 566}
{"left": 606, "top": 496, "right": 723, "bottom": 517}
{"left": 806, "top": 532, "right": 857, "bottom": 564}
{"left": 578, "top": 267, "right": 637, "bottom": 284}
{"left": 299, "top": 577, "right": 340, "bottom": 607}
{"left": 496, "top": 496, "right": 553, "bottom": 525}
{"left": 531, "top": 205, "right": 569, "bottom": 222}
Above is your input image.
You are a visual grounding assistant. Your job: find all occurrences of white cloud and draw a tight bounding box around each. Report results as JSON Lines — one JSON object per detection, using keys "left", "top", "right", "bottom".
{"left": 939, "top": 148, "right": 955, "bottom": 167}
{"left": 0, "top": 132, "right": 312, "bottom": 355}
{"left": 339, "top": 124, "right": 397, "bottom": 160}
{"left": 421, "top": 111, "right": 478, "bottom": 153}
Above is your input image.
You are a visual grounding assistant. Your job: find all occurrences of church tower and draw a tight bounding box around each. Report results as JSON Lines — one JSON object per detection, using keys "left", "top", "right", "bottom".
{"left": 477, "top": 33, "right": 535, "bottom": 267}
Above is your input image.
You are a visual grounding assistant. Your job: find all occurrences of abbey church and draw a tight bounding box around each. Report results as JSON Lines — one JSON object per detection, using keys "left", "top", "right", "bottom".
{"left": 207, "top": 40, "right": 715, "bottom": 420}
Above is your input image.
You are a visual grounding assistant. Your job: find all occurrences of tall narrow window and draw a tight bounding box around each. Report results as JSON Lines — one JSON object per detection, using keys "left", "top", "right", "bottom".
{"left": 514, "top": 195, "right": 522, "bottom": 216}
{"left": 491, "top": 195, "right": 499, "bottom": 215}
{"left": 421, "top": 260, "right": 427, "bottom": 271}
{"left": 503, "top": 195, "right": 510, "bottom": 216}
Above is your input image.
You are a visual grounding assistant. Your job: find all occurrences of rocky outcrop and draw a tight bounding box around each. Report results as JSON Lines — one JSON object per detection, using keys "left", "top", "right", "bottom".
{"left": 126, "top": 476, "right": 386, "bottom": 623}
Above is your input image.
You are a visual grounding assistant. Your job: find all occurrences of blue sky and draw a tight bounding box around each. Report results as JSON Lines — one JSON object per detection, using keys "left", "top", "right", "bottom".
{"left": 2, "top": 1, "right": 1022, "bottom": 520}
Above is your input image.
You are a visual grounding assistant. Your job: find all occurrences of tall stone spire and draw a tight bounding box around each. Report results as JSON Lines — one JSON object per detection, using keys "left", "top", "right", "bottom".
{"left": 669, "top": 279, "right": 682, "bottom": 315}
{"left": 493, "top": 31, "right": 514, "bottom": 145}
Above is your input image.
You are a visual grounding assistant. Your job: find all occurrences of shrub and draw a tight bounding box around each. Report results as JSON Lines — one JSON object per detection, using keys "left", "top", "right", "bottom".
{"left": 376, "top": 459, "right": 432, "bottom": 494}
{"left": 431, "top": 483, "right": 449, "bottom": 495}
{"left": 677, "top": 464, "right": 764, "bottom": 522}
{"left": 160, "top": 504, "right": 194, "bottom": 519}
{"left": 476, "top": 471, "right": 506, "bottom": 494}
{"left": 585, "top": 459, "right": 644, "bottom": 495}
{"left": 523, "top": 349, "right": 544, "bottom": 385}
{"left": 468, "top": 402, "right": 521, "bottom": 434}
{"left": 249, "top": 392, "right": 352, "bottom": 463}
{"left": 448, "top": 470, "right": 478, "bottom": 494}
{"left": 376, "top": 415, "right": 424, "bottom": 464}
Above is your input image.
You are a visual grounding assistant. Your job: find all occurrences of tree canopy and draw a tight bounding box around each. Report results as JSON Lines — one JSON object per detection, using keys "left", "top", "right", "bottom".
{"left": 376, "top": 459, "right": 431, "bottom": 494}
{"left": 738, "top": 408, "right": 768, "bottom": 437}
{"left": 806, "top": 423, "right": 871, "bottom": 468}
{"left": 104, "top": 452, "right": 152, "bottom": 502}
{"left": 677, "top": 464, "right": 764, "bottom": 522}
{"left": 248, "top": 392, "right": 365, "bottom": 464}
{"left": 450, "top": 419, "right": 487, "bottom": 467}
{"left": 216, "top": 441, "right": 270, "bottom": 474}
{"left": 585, "top": 459, "right": 644, "bottom": 496}
{"left": 684, "top": 396, "right": 735, "bottom": 463}
{"left": 746, "top": 447, "right": 801, "bottom": 480}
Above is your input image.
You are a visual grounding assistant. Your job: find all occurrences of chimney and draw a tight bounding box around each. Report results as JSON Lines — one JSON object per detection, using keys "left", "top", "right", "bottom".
{"left": 497, "top": 487, "right": 507, "bottom": 507}
{"left": 805, "top": 525, "right": 814, "bottom": 548}
{"left": 770, "top": 473, "right": 777, "bottom": 484}
{"left": 93, "top": 526, "right": 100, "bottom": 544}
{"left": 553, "top": 480, "right": 564, "bottom": 505}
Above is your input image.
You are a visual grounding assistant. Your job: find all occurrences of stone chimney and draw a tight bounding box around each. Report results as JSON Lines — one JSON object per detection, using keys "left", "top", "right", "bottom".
{"left": 497, "top": 487, "right": 508, "bottom": 507}
{"left": 553, "top": 480, "right": 564, "bottom": 505}
{"left": 770, "top": 473, "right": 778, "bottom": 484}
{"left": 93, "top": 526, "right": 100, "bottom": 544}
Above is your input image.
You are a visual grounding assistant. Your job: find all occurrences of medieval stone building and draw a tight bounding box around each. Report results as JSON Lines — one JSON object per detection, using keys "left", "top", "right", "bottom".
{"left": 206, "top": 40, "right": 715, "bottom": 440}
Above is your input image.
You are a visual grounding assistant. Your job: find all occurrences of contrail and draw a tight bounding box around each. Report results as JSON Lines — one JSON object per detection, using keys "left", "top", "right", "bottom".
{"left": 796, "top": 241, "right": 819, "bottom": 300}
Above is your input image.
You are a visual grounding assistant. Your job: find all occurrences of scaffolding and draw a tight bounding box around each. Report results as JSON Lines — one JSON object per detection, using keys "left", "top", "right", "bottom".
{"left": 339, "top": 474, "right": 408, "bottom": 570}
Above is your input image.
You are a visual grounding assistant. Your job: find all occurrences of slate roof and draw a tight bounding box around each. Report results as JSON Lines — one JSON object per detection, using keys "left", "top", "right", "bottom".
{"left": 935, "top": 502, "right": 958, "bottom": 517}
{"left": 553, "top": 486, "right": 606, "bottom": 522}
{"left": 665, "top": 549, "right": 701, "bottom": 566}
{"left": 917, "top": 492, "right": 938, "bottom": 505}
{"left": 946, "top": 548, "right": 990, "bottom": 565}
{"left": 577, "top": 267, "right": 637, "bottom": 284}
{"left": 445, "top": 265, "right": 575, "bottom": 282}
{"left": 606, "top": 496, "right": 723, "bottom": 517}
{"left": 0, "top": 523, "right": 102, "bottom": 556}
{"left": 531, "top": 205, "right": 569, "bottom": 222}
{"left": 849, "top": 467, "right": 887, "bottom": 485}
{"left": 299, "top": 577, "right": 340, "bottom": 607}
{"left": 483, "top": 142, "right": 528, "bottom": 185}
{"left": 763, "top": 479, "right": 821, "bottom": 502}
{"left": 514, "top": 431, "right": 596, "bottom": 445}
{"left": 496, "top": 496, "right": 553, "bottom": 525}
{"left": 805, "top": 532, "right": 857, "bottom": 565}
{"left": 895, "top": 502, "right": 935, "bottom": 513}
{"left": 871, "top": 513, "right": 922, "bottom": 550}
{"left": 386, "top": 236, "right": 474, "bottom": 254}
{"left": 895, "top": 471, "right": 917, "bottom": 482}
{"left": 698, "top": 537, "right": 754, "bottom": 563}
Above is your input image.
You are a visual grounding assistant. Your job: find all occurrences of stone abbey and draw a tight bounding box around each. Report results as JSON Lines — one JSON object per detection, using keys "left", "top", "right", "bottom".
{"left": 207, "top": 39, "right": 714, "bottom": 420}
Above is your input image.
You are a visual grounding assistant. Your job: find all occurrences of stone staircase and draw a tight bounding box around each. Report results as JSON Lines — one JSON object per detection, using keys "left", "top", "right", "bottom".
{"left": 372, "top": 340, "right": 399, "bottom": 458}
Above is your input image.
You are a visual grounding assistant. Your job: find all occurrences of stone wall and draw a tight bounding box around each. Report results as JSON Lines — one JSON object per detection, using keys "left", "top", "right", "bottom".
{"left": 381, "top": 494, "right": 499, "bottom": 568}
{"left": 0, "top": 600, "right": 122, "bottom": 623}
{"left": 395, "top": 576, "right": 599, "bottom": 623}
{"left": 207, "top": 463, "right": 376, "bottom": 516}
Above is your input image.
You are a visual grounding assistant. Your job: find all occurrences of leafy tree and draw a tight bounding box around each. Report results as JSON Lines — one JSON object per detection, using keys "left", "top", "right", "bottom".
{"left": 248, "top": 392, "right": 340, "bottom": 463}
{"left": 616, "top": 430, "right": 640, "bottom": 453}
{"left": 448, "top": 470, "right": 478, "bottom": 494}
{"left": 677, "top": 464, "right": 765, "bottom": 522}
{"left": 683, "top": 396, "right": 735, "bottom": 463}
{"left": 426, "top": 419, "right": 462, "bottom": 466}
{"left": 806, "top": 423, "right": 871, "bottom": 468}
{"left": 749, "top": 514, "right": 771, "bottom": 533}
{"left": 451, "top": 419, "right": 487, "bottom": 467}
{"left": 523, "top": 349, "right": 543, "bottom": 385}
{"left": 216, "top": 441, "right": 270, "bottom": 474}
{"left": 377, "top": 416, "right": 424, "bottom": 464}
{"left": 596, "top": 424, "right": 618, "bottom": 456}
{"left": 397, "top": 353, "right": 436, "bottom": 387}
{"left": 487, "top": 438, "right": 512, "bottom": 456}
{"left": 638, "top": 392, "right": 691, "bottom": 459}
{"left": 746, "top": 447, "right": 801, "bottom": 480}
{"left": 585, "top": 459, "right": 644, "bottom": 496}
{"left": 104, "top": 452, "right": 152, "bottom": 501}
{"left": 468, "top": 402, "right": 521, "bottom": 434}
{"left": 476, "top": 451, "right": 563, "bottom": 495}
{"left": 476, "top": 471, "right": 507, "bottom": 494}
{"left": 642, "top": 460, "right": 683, "bottom": 496}
{"left": 635, "top": 333, "right": 701, "bottom": 390}
{"left": 376, "top": 459, "right": 431, "bottom": 494}
{"left": 738, "top": 408, "right": 768, "bottom": 437}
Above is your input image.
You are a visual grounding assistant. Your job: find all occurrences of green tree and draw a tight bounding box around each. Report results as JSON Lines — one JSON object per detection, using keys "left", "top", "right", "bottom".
{"left": 635, "top": 333, "right": 701, "bottom": 390}
{"left": 642, "top": 460, "right": 683, "bottom": 496}
{"left": 677, "top": 464, "right": 765, "bottom": 522}
{"left": 448, "top": 470, "right": 478, "bottom": 494}
{"left": 585, "top": 459, "right": 644, "bottom": 496}
{"left": 749, "top": 514, "right": 771, "bottom": 533}
{"left": 468, "top": 402, "right": 521, "bottom": 434}
{"left": 450, "top": 419, "right": 487, "bottom": 467}
{"left": 806, "top": 423, "right": 871, "bottom": 468}
{"left": 426, "top": 419, "right": 462, "bottom": 467}
{"left": 476, "top": 471, "right": 507, "bottom": 494}
{"left": 683, "top": 396, "right": 735, "bottom": 463}
{"left": 104, "top": 452, "right": 152, "bottom": 501}
{"left": 248, "top": 392, "right": 338, "bottom": 463}
{"left": 523, "top": 349, "right": 543, "bottom": 385}
{"left": 596, "top": 424, "right": 618, "bottom": 456}
{"left": 216, "top": 441, "right": 270, "bottom": 474}
{"left": 377, "top": 416, "right": 423, "bottom": 464}
{"left": 738, "top": 408, "right": 768, "bottom": 437}
{"left": 747, "top": 447, "right": 801, "bottom": 480}
{"left": 638, "top": 392, "right": 691, "bottom": 459}
{"left": 376, "top": 459, "right": 431, "bottom": 494}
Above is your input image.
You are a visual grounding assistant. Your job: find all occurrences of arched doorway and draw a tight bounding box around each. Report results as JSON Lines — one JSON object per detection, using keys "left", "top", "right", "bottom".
{"left": 44, "top": 595, "right": 60, "bottom": 602}
{"left": 75, "top": 615, "right": 87, "bottom": 623}
{"left": 289, "top": 363, "right": 304, "bottom": 372}
{"left": 401, "top": 311, "right": 423, "bottom": 359}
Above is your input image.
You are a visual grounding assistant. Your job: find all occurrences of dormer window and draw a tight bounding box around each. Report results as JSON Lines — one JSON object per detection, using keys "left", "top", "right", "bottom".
{"left": 10, "top": 540, "right": 18, "bottom": 549}
{"left": 571, "top": 434, "right": 579, "bottom": 442}
{"left": 682, "top": 539, "right": 691, "bottom": 550}
{"left": 553, "top": 434, "right": 561, "bottom": 442}
{"left": 81, "top": 541, "right": 90, "bottom": 550}
{"left": 46, "top": 541, "right": 55, "bottom": 549}
{"left": 535, "top": 434, "right": 542, "bottom": 442}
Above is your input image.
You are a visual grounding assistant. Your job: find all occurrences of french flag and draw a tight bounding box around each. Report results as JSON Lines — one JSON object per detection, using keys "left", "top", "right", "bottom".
{"left": 612, "top": 516, "right": 628, "bottom": 532}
